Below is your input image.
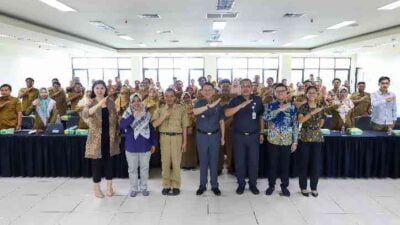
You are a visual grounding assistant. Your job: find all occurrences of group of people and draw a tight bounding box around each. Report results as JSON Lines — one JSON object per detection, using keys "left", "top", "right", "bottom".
{"left": 0, "top": 73, "right": 397, "bottom": 199}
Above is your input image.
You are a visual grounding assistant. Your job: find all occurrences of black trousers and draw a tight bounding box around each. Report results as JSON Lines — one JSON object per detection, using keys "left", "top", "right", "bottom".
{"left": 268, "top": 143, "right": 291, "bottom": 189}
{"left": 91, "top": 156, "right": 113, "bottom": 183}
{"left": 233, "top": 133, "right": 259, "bottom": 187}
{"left": 299, "top": 141, "right": 322, "bottom": 190}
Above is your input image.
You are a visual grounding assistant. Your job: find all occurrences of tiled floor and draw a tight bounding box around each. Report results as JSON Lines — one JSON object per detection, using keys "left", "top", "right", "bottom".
{"left": 1, "top": 169, "right": 400, "bottom": 225}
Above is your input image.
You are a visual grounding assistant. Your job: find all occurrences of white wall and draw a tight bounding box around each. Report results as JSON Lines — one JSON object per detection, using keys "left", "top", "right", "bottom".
{"left": 356, "top": 47, "right": 400, "bottom": 116}
{"left": 0, "top": 43, "right": 72, "bottom": 95}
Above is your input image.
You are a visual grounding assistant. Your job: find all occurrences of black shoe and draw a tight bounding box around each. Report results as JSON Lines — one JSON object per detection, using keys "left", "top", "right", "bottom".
{"left": 249, "top": 186, "right": 260, "bottom": 195}
{"left": 236, "top": 186, "right": 245, "bottom": 195}
{"left": 162, "top": 188, "right": 171, "bottom": 195}
{"left": 265, "top": 187, "right": 274, "bottom": 196}
{"left": 211, "top": 188, "right": 221, "bottom": 196}
{"left": 169, "top": 188, "right": 180, "bottom": 196}
{"left": 280, "top": 188, "right": 290, "bottom": 197}
{"left": 301, "top": 190, "right": 309, "bottom": 197}
{"left": 196, "top": 187, "right": 206, "bottom": 196}
{"left": 311, "top": 191, "right": 318, "bottom": 197}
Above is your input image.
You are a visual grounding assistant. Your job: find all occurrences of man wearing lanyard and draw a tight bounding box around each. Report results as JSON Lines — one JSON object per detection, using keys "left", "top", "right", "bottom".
{"left": 193, "top": 82, "right": 225, "bottom": 196}
{"left": 264, "top": 83, "right": 298, "bottom": 197}
{"left": 225, "top": 79, "right": 265, "bottom": 195}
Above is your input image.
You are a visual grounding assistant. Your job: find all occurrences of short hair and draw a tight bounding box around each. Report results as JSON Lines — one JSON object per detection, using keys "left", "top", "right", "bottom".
{"left": 165, "top": 88, "right": 176, "bottom": 95}
{"left": 303, "top": 79, "right": 312, "bottom": 84}
{"left": 52, "top": 81, "right": 61, "bottom": 86}
{"left": 198, "top": 76, "right": 207, "bottom": 82}
{"left": 0, "top": 84, "right": 12, "bottom": 91}
{"left": 25, "top": 77, "right": 34, "bottom": 82}
{"left": 219, "top": 79, "right": 231, "bottom": 85}
{"left": 357, "top": 81, "right": 366, "bottom": 85}
{"left": 378, "top": 76, "right": 390, "bottom": 83}
{"left": 202, "top": 82, "right": 214, "bottom": 89}
{"left": 52, "top": 78, "right": 59, "bottom": 82}
{"left": 143, "top": 78, "right": 150, "bottom": 83}
{"left": 267, "top": 77, "right": 274, "bottom": 81}
{"left": 240, "top": 78, "right": 252, "bottom": 85}
{"left": 73, "top": 82, "right": 82, "bottom": 88}
{"left": 332, "top": 78, "right": 341, "bottom": 83}
{"left": 305, "top": 85, "right": 318, "bottom": 94}
{"left": 274, "top": 83, "right": 288, "bottom": 91}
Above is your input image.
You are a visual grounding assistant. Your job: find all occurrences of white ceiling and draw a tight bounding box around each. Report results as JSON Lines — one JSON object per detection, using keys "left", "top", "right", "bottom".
{"left": 0, "top": 0, "right": 399, "bottom": 50}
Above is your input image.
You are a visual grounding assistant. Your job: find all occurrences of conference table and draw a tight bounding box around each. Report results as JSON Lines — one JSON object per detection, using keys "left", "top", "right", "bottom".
{"left": 0, "top": 131, "right": 399, "bottom": 178}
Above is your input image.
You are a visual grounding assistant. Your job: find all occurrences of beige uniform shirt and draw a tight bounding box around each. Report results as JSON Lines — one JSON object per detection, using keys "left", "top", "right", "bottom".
{"left": 18, "top": 88, "right": 39, "bottom": 112}
{"left": 152, "top": 104, "right": 189, "bottom": 133}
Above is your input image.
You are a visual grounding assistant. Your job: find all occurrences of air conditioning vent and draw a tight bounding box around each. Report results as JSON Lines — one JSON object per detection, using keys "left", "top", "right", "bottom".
{"left": 138, "top": 14, "right": 161, "bottom": 19}
{"left": 206, "top": 12, "right": 238, "bottom": 19}
{"left": 89, "top": 21, "right": 115, "bottom": 31}
{"left": 283, "top": 13, "right": 305, "bottom": 18}
{"left": 216, "top": 0, "right": 235, "bottom": 10}
{"left": 157, "top": 30, "right": 173, "bottom": 34}
{"left": 261, "top": 30, "right": 277, "bottom": 34}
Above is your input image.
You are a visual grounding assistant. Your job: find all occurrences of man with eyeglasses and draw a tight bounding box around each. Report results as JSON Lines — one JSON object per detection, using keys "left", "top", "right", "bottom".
{"left": 371, "top": 76, "right": 397, "bottom": 132}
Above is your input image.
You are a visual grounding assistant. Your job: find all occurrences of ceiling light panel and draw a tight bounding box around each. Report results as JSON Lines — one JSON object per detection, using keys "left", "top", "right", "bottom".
{"left": 38, "top": 0, "right": 77, "bottom": 12}
{"left": 378, "top": 0, "right": 400, "bottom": 10}
{"left": 213, "top": 21, "right": 227, "bottom": 30}
{"left": 327, "top": 21, "right": 357, "bottom": 29}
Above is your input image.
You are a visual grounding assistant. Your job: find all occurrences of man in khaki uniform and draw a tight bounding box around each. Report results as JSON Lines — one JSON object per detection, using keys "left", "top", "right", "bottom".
{"left": 350, "top": 81, "right": 371, "bottom": 117}
{"left": 152, "top": 88, "right": 189, "bottom": 196}
{"left": 218, "top": 82, "right": 236, "bottom": 174}
{"left": 0, "top": 84, "right": 22, "bottom": 130}
{"left": 49, "top": 81, "right": 68, "bottom": 116}
{"left": 18, "top": 77, "right": 39, "bottom": 115}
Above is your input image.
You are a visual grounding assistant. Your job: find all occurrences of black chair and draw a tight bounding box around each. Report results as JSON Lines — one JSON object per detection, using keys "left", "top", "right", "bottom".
{"left": 355, "top": 116, "right": 372, "bottom": 130}
{"left": 395, "top": 117, "right": 400, "bottom": 129}
{"left": 66, "top": 116, "right": 80, "bottom": 129}
{"left": 21, "top": 116, "right": 34, "bottom": 129}
{"left": 323, "top": 116, "right": 332, "bottom": 129}
{"left": 45, "top": 123, "right": 64, "bottom": 134}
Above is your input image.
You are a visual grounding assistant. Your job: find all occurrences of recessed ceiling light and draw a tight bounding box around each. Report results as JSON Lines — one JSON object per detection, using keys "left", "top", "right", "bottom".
{"left": 378, "top": 0, "right": 400, "bottom": 10}
{"left": 138, "top": 43, "right": 147, "bottom": 47}
{"left": 38, "top": 0, "right": 76, "bottom": 12}
{"left": 0, "top": 34, "right": 11, "bottom": 38}
{"left": 213, "top": 21, "right": 227, "bottom": 30}
{"left": 327, "top": 21, "right": 357, "bottom": 30}
{"left": 282, "top": 42, "right": 294, "bottom": 47}
{"left": 118, "top": 35, "right": 134, "bottom": 41}
{"left": 170, "top": 40, "right": 179, "bottom": 43}
{"left": 301, "top": 35, "right": 318, "bottom": 40}
{"left": 89, "top": 21, "right": 115, "bottom": 31}
{"left": 209, "top": 42, "right": 220, "bottom": 47}
{"left": 250, "top": 39, "right": 262, "bottom": 43}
